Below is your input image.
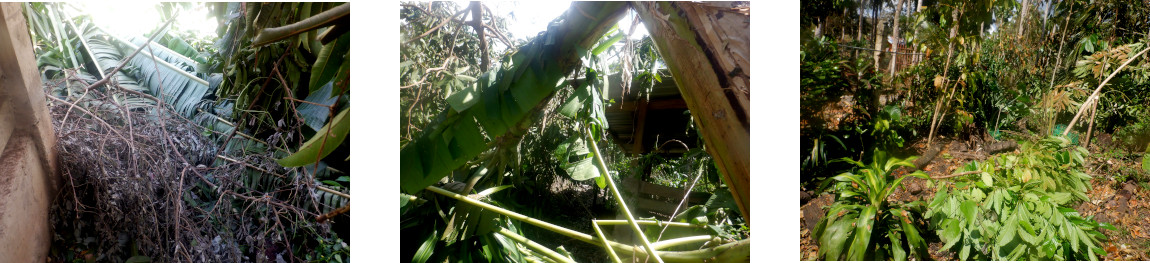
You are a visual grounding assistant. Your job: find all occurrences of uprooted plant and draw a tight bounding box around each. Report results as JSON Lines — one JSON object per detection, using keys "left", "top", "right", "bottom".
{"left": 925, "top": 136, "right": 1115, "bottom": 260}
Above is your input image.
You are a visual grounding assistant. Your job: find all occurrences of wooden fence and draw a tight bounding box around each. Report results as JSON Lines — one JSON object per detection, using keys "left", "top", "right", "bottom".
{"left": 619, "top": 178, "right": 711, "bottom": 218}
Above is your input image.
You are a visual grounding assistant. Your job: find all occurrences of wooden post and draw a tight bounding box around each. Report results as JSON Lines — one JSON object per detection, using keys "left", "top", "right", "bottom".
{"left": 0, "top": 3, "right": 61, "bottom": 261}
{"left": 633, "top": 2, "right": 751, "bottom": 223}
{"left": 632, "top": 98, "right": 649, "bottom": 154}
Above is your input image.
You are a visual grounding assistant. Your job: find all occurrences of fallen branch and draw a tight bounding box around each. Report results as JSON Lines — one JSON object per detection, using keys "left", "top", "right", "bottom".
{"left": 252, "top": 3, "right": 350, "bottom": 47}
{"left": 46, "top": 95, "right": 128, "bottom": 142}
{"left": 317, "top": 185, "right": 350, "bottom": 199}
{"left": 932, "top": 170, "right": 982, "bottom": 179}
{"left": 315, "top": 203, "right": 349, "bottom": 223}
{"left": 1064, "top": 45, "right": 1150, "bottom": 135}
{"left": 216, "top": 154, "right": 285, "bottom": 178}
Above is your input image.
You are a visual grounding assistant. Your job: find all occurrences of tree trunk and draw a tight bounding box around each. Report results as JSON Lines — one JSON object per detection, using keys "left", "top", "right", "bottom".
{"left": 1047, "top": 3, "right": 1074, "bottom": 91}
{"left": 874, "top": 22, "right": 884, "bottom": 71}
{"left": 469, "top": 1, "right": 489, "bottom": 71}
{"left": 633, "top": 1, "right": 751, "bottom": 223}
{"left": 927, "top": 8, "right": 960, "bottom": 145}
{"left": 1018, "top": 0, "right": 1029, "bottom": 37}
{"left": 872, "top": 0, "right": 880, "bottom": 68}
{"left": 1043, "top": 0, "right": 1055, "bottom": 29}
{"left": 398, "top": 2, "right": 629, "bottom": 193}
{"left": 887, "top": 0, "right": 903, "bottom": 80}
{"left": 857, "top": 0, "right": 864, "bottom": 59}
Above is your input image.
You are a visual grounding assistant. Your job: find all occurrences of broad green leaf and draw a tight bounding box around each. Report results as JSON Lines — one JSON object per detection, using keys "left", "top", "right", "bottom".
{"left": 558, "top": 83, "right": 590, "bottom": 118}
{"left": 941, "top": 220, "right": 961, "bottom": 250}
{"left": 997, "top": 215, "right": 1018, "bottom": 248}
{"left": 310, "top": 33, "right": 350, "bottom": 91}
{"left": 889, "top": 228, "right": 906, "bottom": 261}
{"left": 961, "top": 201, "right": 977, "bottom": 225}
{"left": 446, "top": 82, "right": 479, "bottom": 112}
{"left": 592, "top": 32, "right": 625, "bottom": 56}
{"left": 960, "top": 243, "right": 971, "bottom": 261}
{"left": 1143, "top": 154, "right": 1150, "bottom": 174}
{"left": 412, "top": 229, "right": 438, "bottom": 263}
{"left": 594, "top": 174, "right": 606, "bottom": 189}
{"left": 847, "top": 206, "right": 876, "bottom": 260}
{"left": 297, "top": 82, "right": 339, "bottom": 131}
{"left": 278, "top": 108, "right": 350, "bottom": 167}
{"left": 564, "top": 157, "right": 600, "bottom": 181}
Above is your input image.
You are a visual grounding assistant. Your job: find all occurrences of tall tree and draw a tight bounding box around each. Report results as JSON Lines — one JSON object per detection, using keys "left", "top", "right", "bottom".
{"left": 887, "top": 0, "right": 904, "bottom": 78}
{"left": 1018, "top": 0, "right": 1029, "bottom": 36}
{"left": 872, "top": 0, "right": 883, "bottom": 70}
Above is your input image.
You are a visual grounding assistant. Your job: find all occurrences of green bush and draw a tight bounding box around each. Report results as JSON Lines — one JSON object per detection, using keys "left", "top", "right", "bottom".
{"left": 1115, "top": 110, "right": 1150, "bottom": 152}
{"left": 925, "top": 136, "right": 1114, "bottom": 260}
{"left": 813, "top": 152, "right": 931, "bottom": 260}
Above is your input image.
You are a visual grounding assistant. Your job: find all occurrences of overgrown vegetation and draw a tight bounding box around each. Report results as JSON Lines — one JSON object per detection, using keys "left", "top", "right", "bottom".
{"left": 802, "top": 0, "right": 1150, "bottom": 260}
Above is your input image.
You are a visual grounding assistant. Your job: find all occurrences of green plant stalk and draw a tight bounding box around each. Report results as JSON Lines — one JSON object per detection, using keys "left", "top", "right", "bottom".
{"left": 46, "top": 4, "right": 78, "bottom": 70}
{"left": 60, "top": 8, "right": 105, "bottom": 80}
{"left": 594, "top": 220, "right": 701, "bottom": 228}
{"left": 495, "top": 228, "right": 575, "bottom": 263}
{"left": 650, "top": 235, "right": 713, "bottom": 250}
{"left": 424, "top": 185, "right": 751, "bottom": 262}
{"left": 585, "top": 126, "right": 665, "bottom": 263}
{"left": 426, "top": 185, "right": 597, "bottom": 244}
{"left": 591, "top": 220, "right": 623, "bottom": 263}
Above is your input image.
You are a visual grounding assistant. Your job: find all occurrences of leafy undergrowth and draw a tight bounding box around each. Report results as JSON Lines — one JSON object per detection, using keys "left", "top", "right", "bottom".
{"left": 800, "top": 136, "right": 1150, "bottom": 260}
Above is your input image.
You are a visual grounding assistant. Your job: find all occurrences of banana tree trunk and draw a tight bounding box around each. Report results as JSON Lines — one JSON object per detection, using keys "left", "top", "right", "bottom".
{"left": 398, "top": 2, "right": 629, "bottom": 193}
{"left": 632, "top": 2, "right": 751, "bottom": 223}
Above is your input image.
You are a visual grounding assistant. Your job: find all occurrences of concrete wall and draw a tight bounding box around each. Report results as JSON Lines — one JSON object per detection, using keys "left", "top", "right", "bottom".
{"left": 0, "top": 3, "right": 61, "bottom": 261}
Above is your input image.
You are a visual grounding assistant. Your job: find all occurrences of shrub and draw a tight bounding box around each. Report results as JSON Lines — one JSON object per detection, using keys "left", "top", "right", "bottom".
{"left": 813, "top": 152, "right": 931, "bottom": 260}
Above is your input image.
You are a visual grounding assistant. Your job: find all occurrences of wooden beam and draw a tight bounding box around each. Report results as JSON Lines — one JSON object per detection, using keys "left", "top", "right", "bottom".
{"left": 634, "top": 2, "right": 751, "bottom": 223}
{"left": 632, "top": 98, "right": 649, "bottom": 154}
{"left": 0, "top": 2, "right": 58, "bottom": 181}
{"left": 615, "top": 98, "right": 688, "bottom": 111}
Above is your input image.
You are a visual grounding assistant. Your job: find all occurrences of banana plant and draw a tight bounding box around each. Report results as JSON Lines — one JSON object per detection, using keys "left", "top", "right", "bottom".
{"left": 399, "top": 2, "right": 630, "bottom": 194}
{"left": 814, "top": 152, "right": 931, "bottom": 260}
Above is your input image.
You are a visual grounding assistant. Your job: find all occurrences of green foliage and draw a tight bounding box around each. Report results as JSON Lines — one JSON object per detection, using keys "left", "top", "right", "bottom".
{"left": 925, "top": 136, "right": 1112, "bottom": 260}
{"left": 870, "top": 105, "right": 907, "bottom": 149}
{"left": 552, "top": 136, "right": 606, "bottom": 188}
{"left": 814, "top": 152, "right": 931, "bottom": 260}
{"left": 277, "top": 107, "right": 350, "bottom": 167}
{"left": 305, "top": 235, "right": 349, "bottom": 263}
{"left": 1115, "top": 110, "right": 1150, "bottom": 152}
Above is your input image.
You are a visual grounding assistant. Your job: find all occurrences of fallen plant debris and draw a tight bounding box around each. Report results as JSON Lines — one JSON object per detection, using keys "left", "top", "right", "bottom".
{"left": 45, "top": 70, "right": 340, "bottom": 262}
